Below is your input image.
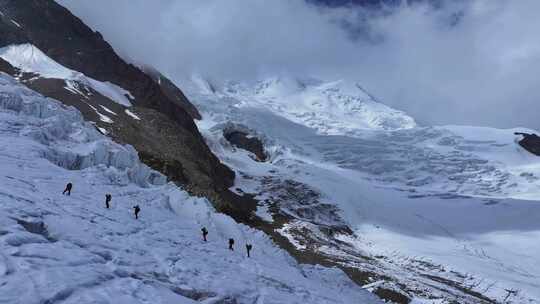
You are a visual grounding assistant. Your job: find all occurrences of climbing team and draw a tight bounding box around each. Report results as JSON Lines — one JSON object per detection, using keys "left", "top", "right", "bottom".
{"left": 62, "top": 182, "right": 254, "bottom": 257}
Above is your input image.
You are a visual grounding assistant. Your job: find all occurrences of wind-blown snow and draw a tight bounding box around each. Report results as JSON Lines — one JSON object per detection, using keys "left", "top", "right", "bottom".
{"left": 87, "top": 104, "right": 113, "bottom": 124}
{"left": 85, "top": 78, "right": 134, "bottom": 108}
{"left": 0, "top": 73, "right": 380, "bottom": 303}
{"left": 10, "top": 20, "right": 22, "bottom": 28}
{"left": 0, "top": 44, "right": 133, "bottom": 107}
{"left": 99, "top": 105, "right": 117, "bottom": 116}
{"left": 125, "top": 109, "right": 141, "bottom": 120}
{"left": 64, "top": 80, "right": 89, "bottom": 99}
{"left": 183, "top": 73, "right": 540, "bottom": 303}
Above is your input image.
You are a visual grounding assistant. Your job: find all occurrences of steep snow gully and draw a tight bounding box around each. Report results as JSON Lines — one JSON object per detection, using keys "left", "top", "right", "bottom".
{"left": 0, "top": 73, "right": 380, "bottom": 303}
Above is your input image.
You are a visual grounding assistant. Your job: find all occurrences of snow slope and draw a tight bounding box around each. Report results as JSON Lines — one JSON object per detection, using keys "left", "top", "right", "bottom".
{"left": 0, "top": 73, "right": 380, "bottom": 304}
{"left": 191, "top": 75, "right": 416, "bottom": 136}
{"left": 0, "top": 44, "right": 134, "bottom": 106}
{"left": 181, "top": 75, "right": 540, "bottom": 303}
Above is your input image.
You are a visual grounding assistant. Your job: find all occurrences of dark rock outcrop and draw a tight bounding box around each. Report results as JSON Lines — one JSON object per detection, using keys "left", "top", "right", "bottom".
{"left": 0, "top": 57, "right": 16, "bottom": 75}
{"left": 141, "top": 65, "right": 201, "bottom": 120}
{"left": 0, "top": 0, "right": 252, "bottom": 217}
{"left": 515, "top": 132, "right": 540, "bottom": 156}
{"left": 223, "top": 130, "right": 267, "bottom": 162}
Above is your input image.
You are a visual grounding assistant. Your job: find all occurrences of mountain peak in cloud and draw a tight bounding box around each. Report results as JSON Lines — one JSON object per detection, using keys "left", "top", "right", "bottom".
{"left": 57, "top": 0, "right": 540, "bottom": 129}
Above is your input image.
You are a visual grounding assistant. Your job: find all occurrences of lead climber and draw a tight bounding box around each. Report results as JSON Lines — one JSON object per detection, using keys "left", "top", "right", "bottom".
{"left": 228, "top": 238, "right": 235, "bottom": 251}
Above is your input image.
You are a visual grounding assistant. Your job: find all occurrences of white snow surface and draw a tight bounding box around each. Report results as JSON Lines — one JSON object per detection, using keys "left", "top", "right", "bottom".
{"left": 182, "top": 74, "right": 540, "bottom": 303}
{"left": 125, "top": 109, "right": 141, "bottom": 120}
{"left": 10, "top": 20, "right": 22, "bottom": 28}
{"left": 0, "top": 73, "right": 380, "bottom": 303}
{"left": 190, "top": 75, "right": 416, "bottom": 136}
{"left": 0, "top": 44, "right": 133, "bottom": 107}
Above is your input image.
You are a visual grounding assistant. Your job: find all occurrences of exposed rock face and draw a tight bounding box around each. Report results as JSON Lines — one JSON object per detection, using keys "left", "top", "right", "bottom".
{"left": 141, "top": 65, "right": 202, "bottom": 120}
{"left": 0, "top": 0, "right": 251, "bottom": 216}
{"left": 223, "top": 129, "right": 267, "bottom": 162}
{"left": 0, "top": 58, "right": 15, "bottom": 76}
{"left": 515, "top": 132, "right": 540, "bottom": 156}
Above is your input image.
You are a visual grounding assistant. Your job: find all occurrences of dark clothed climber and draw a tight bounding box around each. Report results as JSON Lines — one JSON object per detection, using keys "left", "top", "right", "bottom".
{"left": 105, "top": 194, "right": 112, "bottom": 209}
{"left": 62, "top": 183, "right": 73, "bottom": 196}
{"left": 228, "top": 238, "right": 235, "bottom": 251}
{"left": 246, "top": 244, "right": 253, "bottom": 258}
{"left": 201, "top": 227, "right": 208, "bottom": 242}
{"left": 133, "top": 205, "right": 141, "bottom": 219}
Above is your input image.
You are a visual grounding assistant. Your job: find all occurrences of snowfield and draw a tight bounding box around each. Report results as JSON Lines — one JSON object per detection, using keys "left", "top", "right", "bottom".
{"left": 0, "top": 44, "right": 134, "bottom": 107}
{"left": 182, "top": 74, "right": 540, "bottom": 303}
{"left": 0, "top": 73, "right": 381, "bottom": 304}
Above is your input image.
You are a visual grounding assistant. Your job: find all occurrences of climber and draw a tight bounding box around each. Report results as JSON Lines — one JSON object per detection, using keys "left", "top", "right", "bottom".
{"left": 228, "top": 238, "right": 235, "bottom": 251}
{"left": 133, "top": 205, "right": 141, "bottom": 219}
{"left": 246, "top": 244, "right": 253, "bottom": 258}
{"left": 62, "top": 182, "right": 73, "bottom": 196}
{"left": 105, "top": 194, "right": 112, "bottom": 209}
{"left": 201, "top": 227, "right": 208, "bottom": 242}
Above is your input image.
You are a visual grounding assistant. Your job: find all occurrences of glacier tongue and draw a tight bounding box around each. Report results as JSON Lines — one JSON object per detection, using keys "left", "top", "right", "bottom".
{"left": 0, "top": 73, "right": 381, "bottom": 303}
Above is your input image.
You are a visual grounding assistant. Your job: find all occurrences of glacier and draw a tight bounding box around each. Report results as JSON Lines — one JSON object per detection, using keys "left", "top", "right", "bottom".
{"left": 180, "top": 74, "right": 540, "bottom": 303}
{"left": 2, "top": 40, "right": 540, "bottom": 301}
{"left": 0, "top": 73, "right": 380, "bottom": 304}
{"left": 190, "top": 75, "right": 416, "bottom": 136}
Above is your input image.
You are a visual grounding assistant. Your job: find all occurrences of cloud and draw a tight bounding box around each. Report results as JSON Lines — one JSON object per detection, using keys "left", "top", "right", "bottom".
{"left": 58, "top": 0, "right": 540, "bottom": 129}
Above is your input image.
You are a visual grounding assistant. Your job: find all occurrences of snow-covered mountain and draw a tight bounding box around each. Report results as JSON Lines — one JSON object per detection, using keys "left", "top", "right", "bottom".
{"left": 0, "top": 44, "right": 135, "bottom": 108}
{"left": 192, "top": 76, "right": 416, "bottom": 135}
{"left": 0, "top": 44, "right": 134, "bottom": 107}
{"left": 1, "top": 1, "right": 540, "bottom": 303}
{"left": 180, "top": 74, "right": 540, "bottom": 303}
{"left": 0, "top": 0, "right": 240, "bottom": 223}
{"left": 0, "top": 73, "right": 380, "bottom": 304}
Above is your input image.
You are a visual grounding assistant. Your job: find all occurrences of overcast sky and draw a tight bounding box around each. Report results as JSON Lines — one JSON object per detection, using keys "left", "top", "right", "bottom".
{"left": 58, "top": 0, "right": 540, "bottom": 129}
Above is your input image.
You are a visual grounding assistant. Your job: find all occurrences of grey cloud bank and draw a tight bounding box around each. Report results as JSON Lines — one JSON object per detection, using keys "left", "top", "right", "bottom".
{"left": 58, "top": 0, "right": 540, "bottom": 129}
